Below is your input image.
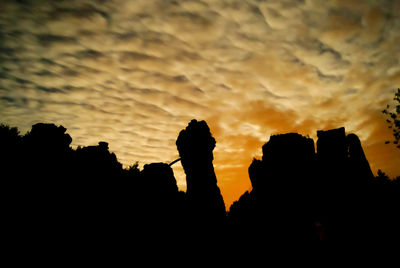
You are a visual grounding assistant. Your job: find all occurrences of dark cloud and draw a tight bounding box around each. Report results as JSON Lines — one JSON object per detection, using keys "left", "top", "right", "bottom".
{"left": 173, "top": 75, "right": 189, "bottom": 83}
{"left": 345, "top": 88, "right": 359, "bottom": 95}
{"left": 39, "top": 58, "right": 58, "bottom": 65}
{"left": 316, "top": 69, "right": 343, "bottom": 83}
{"left": 33, "top": 70, "right": 55, "bottom": 77}
{"left": 36, "top": 85, "right": 64, "bottom": 94}
{"left": 75, "top": 49, "right": 104, "bottom": 59}
{"left": 313, "top": 39, "right": 344, "bottom": 61}
{"left": 49, "top": 4, "right": 111, "bottom": 23}
{"left": 0, "top": 96, "right": 16, "bottom": 104}
{"left": 261, "top": 87, "right": 287, "bottom": 100}
{"left": 36, "top": 34, "right": 78, "bottom": 47}
{"left": 118, "top": 51, "right": 159, "bottom": 62}
{"left": 10, "top": 76, "right": 32, "bottom": 85}
{"left": 218, "top": 84, "right": 231, "bottom": 91}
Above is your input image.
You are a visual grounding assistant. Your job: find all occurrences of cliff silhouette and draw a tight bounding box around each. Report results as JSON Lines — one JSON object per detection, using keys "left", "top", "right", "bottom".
{"left": 1, "top": 120, "right": 399, "bottom": 252}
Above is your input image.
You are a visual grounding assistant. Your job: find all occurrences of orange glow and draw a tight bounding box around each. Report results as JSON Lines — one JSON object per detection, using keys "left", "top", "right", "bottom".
{"left": 207, "top": 104, "right": 400, "bottom": 209}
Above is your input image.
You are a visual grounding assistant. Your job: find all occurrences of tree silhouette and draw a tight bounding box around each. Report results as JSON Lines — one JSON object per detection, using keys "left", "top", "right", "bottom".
{"left": 382, "top": 88, "right": 400, "bottom": 148}
{"left": 0, "top": 123, "right": 22, "bottom": 173}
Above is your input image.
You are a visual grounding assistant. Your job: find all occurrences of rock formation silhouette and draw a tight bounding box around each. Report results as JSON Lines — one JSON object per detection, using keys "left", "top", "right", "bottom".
{"left": 176, "top": 119, "right": 226, "bottom": 222}
{"left": 229, "top": 132, "right": 318, "bottom": 243}
{"left": 229, "top": 127, "right": 399, "bottom": 244}
{"left": 1, "top": 120, "right": 399, "bottom": 252}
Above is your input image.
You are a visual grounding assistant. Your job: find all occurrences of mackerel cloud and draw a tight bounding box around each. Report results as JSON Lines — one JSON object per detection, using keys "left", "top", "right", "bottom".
{"left": 1, "top": 0, "right": 399, "bottom": 206}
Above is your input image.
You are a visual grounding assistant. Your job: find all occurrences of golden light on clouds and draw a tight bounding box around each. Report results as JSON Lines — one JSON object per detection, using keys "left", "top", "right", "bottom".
{"left": 1, "top": 0, "right": 399, "bottom": 207}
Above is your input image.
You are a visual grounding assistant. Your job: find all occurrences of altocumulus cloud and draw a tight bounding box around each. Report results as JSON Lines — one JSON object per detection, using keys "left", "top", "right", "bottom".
{"left": 1, "top": 0, "right": 399, "bottom": 207}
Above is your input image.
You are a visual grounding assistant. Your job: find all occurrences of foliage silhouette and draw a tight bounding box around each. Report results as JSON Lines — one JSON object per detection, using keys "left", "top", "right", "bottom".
{"left": 382, "top": 88, "right": 400, "bottom": 148}
{"left": 1, "top": 119, "right": 399, "bottom": 251}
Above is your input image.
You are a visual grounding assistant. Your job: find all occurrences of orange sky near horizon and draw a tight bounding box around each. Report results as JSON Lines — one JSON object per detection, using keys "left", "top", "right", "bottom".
{"left": 208, "top": 112, "right": 400, "bottom": 208}
{"left": 1, "top": 0, "right": 400, "bottom": 208}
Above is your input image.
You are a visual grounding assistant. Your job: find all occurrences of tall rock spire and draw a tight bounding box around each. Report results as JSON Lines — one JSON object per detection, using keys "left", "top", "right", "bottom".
{"left": 176, "top": 119, "right": 226, "bottom": 221}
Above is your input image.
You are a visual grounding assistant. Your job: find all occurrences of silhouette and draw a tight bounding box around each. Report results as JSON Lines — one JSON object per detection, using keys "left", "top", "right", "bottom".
{"left": 140, "top": 162, "right": 185, "bottom": 221}
{"left": 229, "top": 127, "right": 399, "bottom": 244}
{"left": 1, "top": 119, "right": 399, "bottom": 251}
{"left": 0, "top": 124, "right": 22, "bottom": 179}
{"left": 382, "top": 88, "right": 400, "bottom": 148}
{"left": 229, "top": 132, "right": 318, "bottom": 244}
{"left": 176, "top": 119, "right": 226, "bottom": 223}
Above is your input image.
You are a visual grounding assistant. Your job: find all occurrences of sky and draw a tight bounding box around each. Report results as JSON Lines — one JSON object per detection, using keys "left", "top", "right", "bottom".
{"left": 1, "top": 0, "right": 400, "bottom": 208}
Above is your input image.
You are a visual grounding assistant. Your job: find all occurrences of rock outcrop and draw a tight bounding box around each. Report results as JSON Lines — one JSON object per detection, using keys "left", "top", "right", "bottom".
{"left": 229, "top": 127, "right": 378, "bottom": 243}
{"left": 176, "top": 119, "right": 226, "bottom": 221}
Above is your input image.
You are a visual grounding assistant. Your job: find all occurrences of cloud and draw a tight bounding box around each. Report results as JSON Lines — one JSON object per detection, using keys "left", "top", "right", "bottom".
{"left": 1, "top": 0, "right": 400, "bottom": 208}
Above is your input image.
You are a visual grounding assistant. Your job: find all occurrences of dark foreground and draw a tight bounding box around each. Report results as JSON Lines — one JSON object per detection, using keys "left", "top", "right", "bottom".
{"left": 2, "top": 120, "right": 399, "bottom": 257}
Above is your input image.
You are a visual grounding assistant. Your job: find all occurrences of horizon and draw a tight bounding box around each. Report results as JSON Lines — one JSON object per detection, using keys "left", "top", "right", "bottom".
{"left": 3, "top": 120, "right": 398, "bottom": 209}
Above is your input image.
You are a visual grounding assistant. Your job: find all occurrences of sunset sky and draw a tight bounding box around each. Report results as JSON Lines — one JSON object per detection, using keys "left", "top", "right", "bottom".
{"left": 1, "top": 0, "right": 400, "bottom": 208}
